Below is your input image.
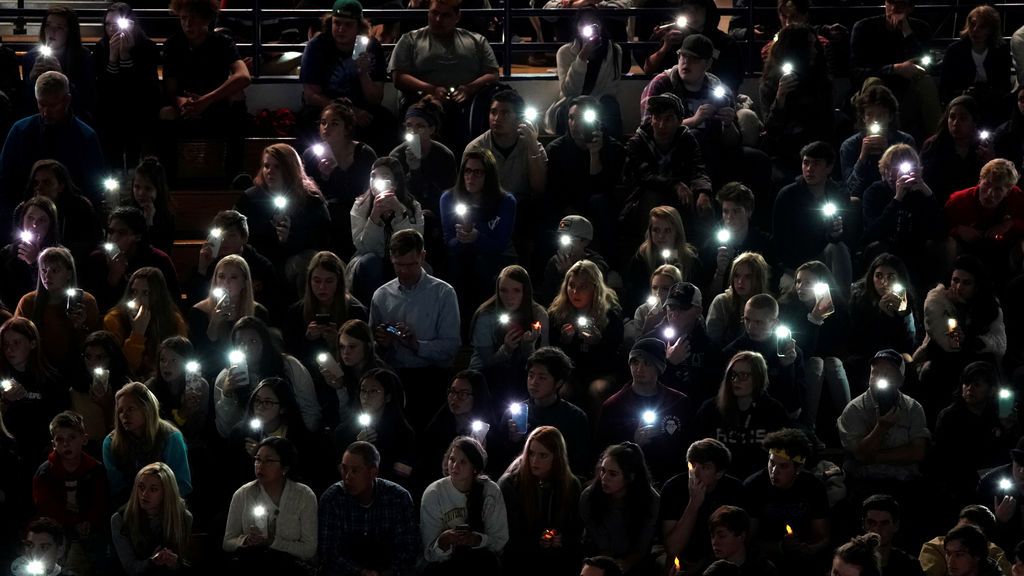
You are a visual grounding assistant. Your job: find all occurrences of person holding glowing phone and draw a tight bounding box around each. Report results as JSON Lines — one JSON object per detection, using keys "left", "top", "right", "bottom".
{"left": 0, "top": 196, "right": 59, "bottom": 308}
{"left": 840, "top": 83, "right": 917, "bottom": 200}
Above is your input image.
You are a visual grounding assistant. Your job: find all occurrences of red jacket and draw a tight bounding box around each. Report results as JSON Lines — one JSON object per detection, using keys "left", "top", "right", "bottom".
{"left": 944, "top": 185, "right": 1024, "bottom": 240}
{"left": 32, "top": 451, "right": 109, "bottom": 531}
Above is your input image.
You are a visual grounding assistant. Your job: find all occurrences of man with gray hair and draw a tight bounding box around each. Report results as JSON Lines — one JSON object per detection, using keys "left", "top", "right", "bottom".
{"left": 0, "top": 70, "right": 105, "bottom": 238}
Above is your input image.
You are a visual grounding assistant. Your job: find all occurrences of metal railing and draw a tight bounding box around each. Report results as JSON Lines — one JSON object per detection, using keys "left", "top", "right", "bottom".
{"left": 0, "top": 0, "right": 1020, "bottom": 80}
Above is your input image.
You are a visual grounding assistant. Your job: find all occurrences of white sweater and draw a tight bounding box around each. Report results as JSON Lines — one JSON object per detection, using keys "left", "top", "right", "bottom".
{"left": 223, "top": 479, "right": 318, "bottom": 561}
{"left": 916, "top": 284, "right": 1006, "bottom": 358}
{"left": 419, "top": 476, "right": 509, "bottom": 563}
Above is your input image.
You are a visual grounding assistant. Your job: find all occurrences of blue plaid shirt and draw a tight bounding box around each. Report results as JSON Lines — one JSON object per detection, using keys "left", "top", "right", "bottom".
{"left": 318, "top": 478, "right": 421, "bottom": 575}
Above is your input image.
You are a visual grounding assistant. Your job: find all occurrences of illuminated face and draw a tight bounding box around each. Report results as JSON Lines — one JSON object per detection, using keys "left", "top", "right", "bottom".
{"left": 728, "top": 359, "right": 755, "bottom": 398}
{"left": 23, "top": 530, "right": 63, "bottom": 570}
{"left": 128, "top": 277, "right": 151, "bottom": 308}
{"left": 158, "top": 348, "right": 185, "bottom": 383}
{"left": 320, "top": 107, "right": 348, "bottom": 142}
{"left": 340, "top": 450, "right": 376, "bottom": 497}
{"left": 488, "top": 101, "right": 517, "bottom": 137}
{"left": 741, "top": 304, "right": 776, "bottom": 341}
{"left": 872, "top": 265, "right": 899, "bottom": 298}
{"left": 863, "top": 510, "right": 897, "bottom": 547}
{"left": 978, "top": 176, "right": 1011, "bottom": 209}
{"left": 43, "top": 14, "right": 69, "bottom": 50}
{"left": 132, "top": 174, "right": 158, "bottom": 208}
{"left": 801, "top": 155, "right": 831, "bottom": 187}
{"left": 447, "top": 446, "right": 477, "bottom": 484}
{"left": 721, "top": 201, "right": 750, "bottom": 231}
{"left": 566, "top": 274, "right": 595, "bottom": 311}
{"left": 390, "top": 249, "right": 424, "bottom": 287}
{"left": 463, "top": 158, "right": 486, "bottom": 195}
{"left": 22, "top": 206, "right": 51, "bottom": 241}
{"left": 527, "top": 364, "right": 559, "bottom": 402}
{"left": 711, "top": 526, "right": 745, "bottom": 560}
{"left": 214, "top": 263, "right": 246, "bottom": 300}
{"left": 252, "top": 386, "right": 282, "bottom": 425}
{"left": 950, "top": 268, "right": 976, "bottom": 303}
{"left": 40, "top": 259, "right": 71, "bottom": 292}
{"left": 628, "top": 355, "right": 659, "bottom": 385}
{"left": 767, "top": 452, "right": 798, "bottom": 488}
{"left": 254, "top": 444, "right": 286, "bottom": 483}
{"left": 731, "top": 263, "right": 756, "bottom": 298}
{"left": 649, "top": 216, "right": 676, "bottom": 248}
{"left": 107, "top": 216, "right": 140, "bottom": 253}
{"left": 497, "top": 275, "right": 525, "bottom": 311}
{"left": 947, "top": 104, "right": 977, "bottom": 141}
{"left": 359, "top": 377, "right": 389, "bottom": 415}
{"left": 331, "top": 15, "right": 358, "bottom": 46}
{"left": 945, "top": 539, "right": 980, "bottom": 576}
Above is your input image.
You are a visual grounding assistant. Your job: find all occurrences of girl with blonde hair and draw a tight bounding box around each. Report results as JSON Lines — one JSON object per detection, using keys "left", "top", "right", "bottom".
{"left": 111, "top": 462, "right": 192, "bottom": 575}
{"left": 705, "top": 252, "right": 771, "bottom": 346}
{"left": 625, "top": 206, "right": 702, "bottom": 312}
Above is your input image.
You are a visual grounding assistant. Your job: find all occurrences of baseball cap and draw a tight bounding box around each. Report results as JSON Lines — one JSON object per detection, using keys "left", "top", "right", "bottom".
{"left": 559, "top": 215, "right": 593, "bottom": 241}
{"left": 678, "top": 34, "right": 714, "bottom": 60}
{"left": 871, "top": 349, "right": 906, "bottom": 376}
{"left": 666, "top": 282, "right": 702, "bottom": 310}
{"left": 647, "top": 93, "right": 684, "bottom": 116}
{"left": 332, "top": 0, "right": 363, "bottom": 20}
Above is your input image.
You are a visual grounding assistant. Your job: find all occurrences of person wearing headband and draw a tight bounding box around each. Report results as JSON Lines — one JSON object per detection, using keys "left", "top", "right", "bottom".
{"left": 743, "top": 428, "right": 830, "bottom": 573}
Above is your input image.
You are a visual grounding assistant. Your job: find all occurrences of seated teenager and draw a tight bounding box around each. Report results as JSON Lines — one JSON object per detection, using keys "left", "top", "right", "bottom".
{"left": 831, "top": 534, "right": 883, "bottom": 576}
{"left": 660, "top": 439, "right": 746, "bottom": 573}
{"left": 840, "top": 82, "right": 916, "bottom": 200}
{"left": 919, "top": 508, "right": 1010, "bottom": 576}
{"left": 188, "top": 255, "right": 269, "bottom": 382}
{"left": 226, "top": 379, "right": 317, "bottom": 500}
{"left": 498, "top": 426, "right": 583, "bottom": 575}
{"left": 495, "top": 347, "right": 591, "bottom": 477}
{"left": 544, "top": 95, "right": 627, "bottom": 249}
{"left": 103, "top": 267, "right": 187, "bottom": 380}
{"left": 102, "top": 383, "right": 191, "bottom": 504}
{"left": 939, "top": 6, "right": 1012, "bottom": 127}
{"left": 597, "top": 338, "right": 696, "bottom": 485}
{"left": 23, "top": 158, "right": 101, "bottom": 265}
{"left": 389, "top": 96, "right": 456, "bottom": 215}
{"left": 915, "top": 256, "right": 1006, "bottom": 412}
{"left": 32, "top": 411, "right": 109, "bottom": 575}
{"left": 860, "top": 494, "right": 926, "bottom": 575}
{"left": 862, "top": 143, "right": 944, "bottom": 283}
{"left": 302, "top": 98, "right": 377, "bottom": 259}
{"left": 706, "top": 252, "right": 771, "bottom": 348}
{"left": 540, "top": 215, "right": 612, "bottom": 306}
{"left": 12, "top": 246, "right": 98, "bottom": 379}
{"left": 332, "top": 368, "right": 416, "bottom": 487}
{"left": 124, "top": 157, "right": 175, "bottom": 254}
{"left": 214, "top": 316, "right": 320, "bottom": 438}
{"left": 145, "top": 336, "right": 210, "bottom": 449}
{"left": 83, "top": 206, "right": 180, "bottom": 312}
{"left": 846, "top": 253, "right": 917, "bottom": 390}
{"left": 743, "top": 429, "right": 830, "bottom": 574}
{"left": 944, "top": 159, "right": 1024, "bottom": 279}
{"left": 759, "top": 26, "right": 834, "bottom": 183}
{"left": 626, "top": 264, "right": 681, "bottom": 343}
{"left": 698, "top": 183, "right": 775, "bottom": 299}
{"left": 234, "top": 143, "right": 330, "bottom": 296}
{"left": 644, "top": 281, "right": 721, "bottom": 404}
{"left": 695, "top": 351, "right": 789, "bottom": 479}
{"left": 349, "top": 158, "right": 425, "bottom": 305}
{"left": 316, "top": 319, "right": 389, "bottom": 430}
{"left": 777, "top": 261, "right": 851, "bottom": 428}
{"left": 420, "top": 436, "right": 508, "bottom": 573}
{"left": 0, "top": 196, "right": 60, "bottom": 309}
{"left": 11, "top": 517, "right": 76, "bottom": 576}
{"left": 441, "top": 149, "right": 517, "bottom": 312}
{"left": 580, "top": 442, "right": 661, "bottom": 575}
{"left": 977, "top": 439, "right": 1024, "bottom": 553}
{"left": 547, "top": 259, "right": 623, "bottom": 410}
{"left": 722, "top": 294, "right": 806, "bottom": 418}
{"left": 624, "top": 205, "right": 703, "bottom": 314}
{"left": 189, "top": 210, "right": 278, "bottom": 311}
{"left": 0, "top": 317, "right": 66, "bottom": 466}
{"left": 110, "top": 462, "right": 192, "bottom": 575}
{"left": 920, "top": 95, "right": 994, "bottom": 203}
{"left": 469, "top": 265, "right": 548, "bottom": 404}
{"left": 298, "top": 0, "right": 393, "bottom": 154}
{"left": 281, "top": 250, "right": 368, "bottom": 379}
{"left": 707, "top": 505, "right": 778, "bottom": 575}
{"left": 73, "top": 330, "right": 134, "bottom": 441}
{"left": 420, "top": 370, "right": 495, "bottom": 482}
{"left": 223, "top": 437, "right": 318, "bottom": 573}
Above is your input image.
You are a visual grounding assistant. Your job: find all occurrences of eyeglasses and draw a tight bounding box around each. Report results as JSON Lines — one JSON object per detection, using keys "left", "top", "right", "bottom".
{"left": 728, "top": 371, "right": 752, "bottom": 382}
{"left": 463, "top": 168, "right": 486, "bottom": 177}
{"left": 447, "top": 388, "right": 473, "bottom": 399}
{"left": 252, "top": 398, "right": 279, "bottom": 408}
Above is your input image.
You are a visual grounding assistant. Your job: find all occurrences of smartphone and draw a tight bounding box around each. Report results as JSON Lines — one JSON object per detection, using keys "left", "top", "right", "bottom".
{"left": 385, "top": 324, "right": 405, "bottom": 338}
{"left": 316, "top": 314, "right": 331, "bottom": 325}
{"left": 66, "top": 288, "right": 84, "bottom": 315}
{"left": 874, "top": 382, "right": 897, "bottom": 414}
{"left": 352, "top": 35, "right": 369, "bottom": 60}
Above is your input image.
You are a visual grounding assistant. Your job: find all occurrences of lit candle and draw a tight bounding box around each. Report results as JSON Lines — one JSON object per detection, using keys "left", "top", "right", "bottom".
{"left": 785, "top": 524, "right": 794, "bottom": 537}
{"left": 947, "top": 318, "right": 958, "bottom": 333}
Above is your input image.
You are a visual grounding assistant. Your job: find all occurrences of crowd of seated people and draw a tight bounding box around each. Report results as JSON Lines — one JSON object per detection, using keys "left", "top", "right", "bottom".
{"left": 3, "top": 0, "right": 1024, "bottom": 574}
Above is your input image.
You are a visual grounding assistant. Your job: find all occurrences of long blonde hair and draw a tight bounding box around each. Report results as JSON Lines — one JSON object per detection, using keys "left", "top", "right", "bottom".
{"left": 548, "top": 260, "right": 620, "bottom": 330}
{"left": 121, "top": 462, "right": 189, "bottom": 560}
{"left": 204, "top": 255, "right": 256, "bottom": 318}
{"left": 638, "top": 206, "right": 698, "bottom": 279}
{"left": 109, "top": 382, "right": 177, "bottom": 473}
{"left": 721, "top": 252, "right": 771, "bottom": 327}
